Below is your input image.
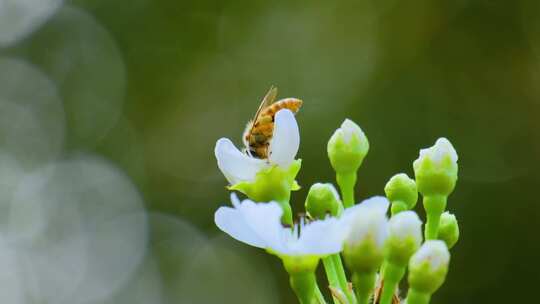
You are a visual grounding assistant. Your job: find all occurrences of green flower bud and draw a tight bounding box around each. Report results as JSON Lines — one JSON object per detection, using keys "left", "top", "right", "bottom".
{"left": 305, "top": 183, "right": 343, "bottom": 219}
{"left": 379, "top": 211, "right": 423, "bottom": 304}
{"left": 413, "top": 138, "right": 458, "bottom": 197}
{"left": 408, "top": 240, "right": 450, "bottom": 295}
{"left": 384, "top": 211, "right": 423, "bottom": 266}
{"left": 343, "top": 198, "right": 389, "bottom": 273}
{"left": 438, "top": 212, "right": 459, "bottom": 249}
{"left": 327, "top": 119, "right": 369, "bottom": 175}
{"left": 384, "top": 173, "right": 418, "bottom": 215}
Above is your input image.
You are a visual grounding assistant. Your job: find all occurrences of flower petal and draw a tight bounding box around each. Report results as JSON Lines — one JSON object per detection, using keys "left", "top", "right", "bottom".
{"left": 214, "top": 138, "right": 267, "bottom": 185}
{"left": 341, "top": 196, "right": 390, "bottom": 226}
{"left": 237, "top": 199, "right": 284, "bottom": 250}
{"left": 341, "top": 119, "right": 366, "bottom": 144}
{"left": 268, "top": 109, "right": 300, "bottom": 168}
{"left": 214, "top": 206, "right": 267, "bottom": 248}
{"left": 388, "top": 211, "right": 423, "bottom": 246}
{"left": 417, "top": 137, "right": 458, "bottom": 165}
{"left": 296, "top": 217, "right": 347, "bottom": 255}
{"left": 410, "top": 240, "right": 450, "bottom": 270}
{"left": 214, "top": 194, "right": 284, "bottom": 250}
{"left": 342, "top": 196, "right": 390, "bottom": 249}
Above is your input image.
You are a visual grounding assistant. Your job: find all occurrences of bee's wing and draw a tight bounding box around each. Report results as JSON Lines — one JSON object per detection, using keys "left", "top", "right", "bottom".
{"left": 252, "top": 86, "right": 277, "bottom": 123}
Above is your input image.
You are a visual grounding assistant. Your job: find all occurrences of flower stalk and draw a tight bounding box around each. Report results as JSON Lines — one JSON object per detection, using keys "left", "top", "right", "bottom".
{"left": 423, "top": 195, "right": 447, "bottom": 240}
{"left": 336, "top": 172, "right": 356, "bottom": 208}
{"left": 352, "top": 272, "right": 376, "bottom": 304}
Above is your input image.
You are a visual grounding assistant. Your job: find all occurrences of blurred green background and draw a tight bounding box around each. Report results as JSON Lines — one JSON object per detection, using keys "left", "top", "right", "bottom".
{"left": 0, "top": 0, "right": 539, "bottom": 303}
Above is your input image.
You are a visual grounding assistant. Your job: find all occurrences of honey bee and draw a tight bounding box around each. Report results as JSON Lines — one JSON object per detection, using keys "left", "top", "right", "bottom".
{"left": 242, "top": 86, "right": 303, "bottom": 159}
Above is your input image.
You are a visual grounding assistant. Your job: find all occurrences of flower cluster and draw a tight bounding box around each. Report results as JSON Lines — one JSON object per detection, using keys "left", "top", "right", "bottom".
{"left": 213, "top": 92, "right": 460, "bottom": 304}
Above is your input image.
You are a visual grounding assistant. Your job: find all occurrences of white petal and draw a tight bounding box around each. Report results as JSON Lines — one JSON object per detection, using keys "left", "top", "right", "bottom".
{"left": 341, "top": 119, "right": 365, "bottom": 144}
{"left": 214, "top": 206, "right": 267, "bottom": 248}
{"left": 410, "top": 240, "right": 450, "bottom": 270}
{"left": 214, "top": 138, "right": 267, "bottom": 184}
{"left": 268, "top": 109, "right": 300, "bottom": 168}
{"left": 341, "top": 196, "right": 390, "bottom": 226}
{"left": 296, "top": 217, "right": 347, "bottom": 255}
{"left": 357, "top": 196, "right": 390, "bottom": 214}
{"left": 388, "top": 211, "right": 423, "bottom": 246}
{"left": 342, "top": 196, "right": 390, "bottom": 249}
{"left": 214, "top": 194, "right": 284, "bottom": 250}
{"left": 417, "top": 137, "right": 458, "bottom": 165}
{"left": 237, "top": 199, "right": 284, "bottom": 250}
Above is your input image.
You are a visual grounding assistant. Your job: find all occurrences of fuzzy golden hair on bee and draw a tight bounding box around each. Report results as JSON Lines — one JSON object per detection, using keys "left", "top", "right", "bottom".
{"left": 242, "top": 86, "right": 303, "bottom": 159}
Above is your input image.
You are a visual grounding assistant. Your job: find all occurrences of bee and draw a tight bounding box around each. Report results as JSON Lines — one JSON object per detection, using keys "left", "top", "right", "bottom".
{"left": 242, "top": 86, "right": 303, "bottom": 159}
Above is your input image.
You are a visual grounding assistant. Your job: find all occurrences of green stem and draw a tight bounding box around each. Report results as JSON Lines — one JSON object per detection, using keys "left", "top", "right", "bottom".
{"left": 337, "top": 172, "right": 356, "bottom": 208}
{"left": 423, "top": 195, "right": 447, "bottom": 240}
{"left": 390, "top": 200, "right": 408, "bottom": 216}
{"left": 406, "top": 288, "right": 431, "bottom": 304}
{"left": 352, "top": 271, "right": 376, "bottom": 304}
{"left": 322, "top": 256, "right": 340, "bottom": 304}
{"left": 379, "top": 262, "right": 405, "bottom": 304}
{"left": 331, "top": 254, "right": 356, "bottom": 304}
{"left": 314, "top": 285, "right": 327, "bottom": 304}
{"left": 289, "top": 272, "right": 317, "bottom": 304}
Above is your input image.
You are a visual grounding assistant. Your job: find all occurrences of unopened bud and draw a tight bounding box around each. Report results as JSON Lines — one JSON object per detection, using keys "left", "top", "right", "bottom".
{"left": 413, "top": 138, "right": 458, "bottom": 197}
{"left": 438, "top": 212, "right": 459, "bottom": 249}
{"left": 384, "top": 211, "right": 423, "bottom": 266}
{"left": 327, "top": 119, "right": 369, "bottom": 175}
{"left": 343, "top": 197, "right": 389, "bottom": 273}
{"left": 408, "top": 240, "right": 450, "bottom": 294}
{"left": 305, "top": 183, "right": 343, "bottom": 219}
{"left": 384, "top": 173, "right": 418, "bottom": 215}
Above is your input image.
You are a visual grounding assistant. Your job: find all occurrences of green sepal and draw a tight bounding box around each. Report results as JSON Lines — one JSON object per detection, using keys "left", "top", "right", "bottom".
{"left": 281, "top": 255, "right": 320, "bottom": 304}
{"left": 408, "top": 259, "right": 449, "bottom": 295}
{"left": 281, "top": 254, "right": 320, "bottom": 274}
{"left": 228, "top": 159, "right": 301, "bottom": 225}
{"left": 384, "top": 235, "right": 421, "bottom": 266}
{"left": 228, "top": 159, "right": 301, "bottom": 201}
{"left": 343, "top": 239, "right": 384, "bottom": 274}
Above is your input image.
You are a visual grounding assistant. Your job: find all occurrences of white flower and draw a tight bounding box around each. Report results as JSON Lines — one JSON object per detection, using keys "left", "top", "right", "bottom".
{"left": 214, "top": 194, "right": 348, "bottom": 256}
{"left": 343, "top": 196, "right": 390, "bottom": 250}
{"left": 214, "top": 109, "right": 300, "bottom": 185}
{"left": 414, "top": 137, "right": 457, "bottom": 167}
{"left": 388, "top": 211, "right": 422, "bottom": 246}
{"left": 410, "top": 240, "right": 450, "bottom": 271}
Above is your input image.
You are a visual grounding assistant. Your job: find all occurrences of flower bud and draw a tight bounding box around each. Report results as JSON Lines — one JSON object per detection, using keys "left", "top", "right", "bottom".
{"left": 327, "top": 119, "right": 369, "bottom": 175}
{"left": 384, "top": 211, "right": 423, "bottom": 266}
{"left": 408, "top": 240, "right": 450, "bottom": 294}
{"left": 343, "top": 198, "right": 389, "bottom": 273}
{"left": 305, "top": 183, "right": 343, "bottom": 219}
{"left": 384, "top": 173, "right": 418, "bottom": 215}
{"left": 438, "top": 212, "right": 459, "bottom": 249}
{"left": 413, "top": 138, "right": 458, "bottom": 197}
